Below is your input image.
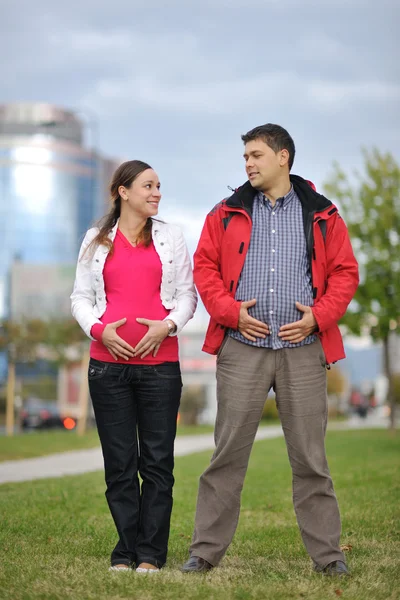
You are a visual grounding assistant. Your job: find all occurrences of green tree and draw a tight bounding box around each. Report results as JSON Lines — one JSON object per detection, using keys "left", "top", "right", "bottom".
{"left": 0, "top": 319, "right": 89, "bottom": 435}
{"left": 35, "top": 319, "right": 90, "bottom": 436}
{"left": 327, "top": 366, "right": 347, "bottom": 416}
{"left": 324, "top": 149, "right": 400, "bottom": 429}
{"left": 393, "top": 373, "right": 400, "bottom": 406}
{"left": 0, "top": 319, "right": 47, "bottom": 435}
{"left": 44, "top": 319, "right": 87, "bottom": 365}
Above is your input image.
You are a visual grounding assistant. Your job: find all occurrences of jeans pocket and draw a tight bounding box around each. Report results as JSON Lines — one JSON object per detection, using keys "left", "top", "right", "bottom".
{"left": 315, "top": 339, "right": 327, "bottom": 368}
{"left": 216, "top": 334, "right": 230, "bottom": 363}
{"left": 88, "top": 360, "right": 109, "bottom": 380}
{"left": 153, "top": 361, "right": 182, "bottom": 380}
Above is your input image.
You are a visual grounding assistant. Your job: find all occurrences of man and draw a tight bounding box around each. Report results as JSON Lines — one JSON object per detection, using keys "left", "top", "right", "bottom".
{"left": 181, "top": 124, "right": 359, "bottom": 576}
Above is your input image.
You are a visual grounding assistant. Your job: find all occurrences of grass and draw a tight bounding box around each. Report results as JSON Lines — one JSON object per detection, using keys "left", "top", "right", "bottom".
{"left": 0, "top": 430, "right": 399, "bottom": 599}
{"left": 0, "top": 423, "right": 217, "bottom": 462}
{"left": 0, "top": 421, "right": 281, "bottom": 462}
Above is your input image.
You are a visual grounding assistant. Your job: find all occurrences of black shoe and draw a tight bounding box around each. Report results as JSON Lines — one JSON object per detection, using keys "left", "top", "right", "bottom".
{"left": 322, "top": 560, "right": 349, "bottom": 577}
{"left": 181, "top": 556, "right": 213, "bottom": 573}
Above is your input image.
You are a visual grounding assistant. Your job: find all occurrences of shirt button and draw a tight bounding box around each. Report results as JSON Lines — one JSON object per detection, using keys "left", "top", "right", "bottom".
{"left": 272, "top": 230, "right": 276, "bottom": 233}
{"left": 270, "top": 289, "right": 274, "bottom": 292}
{"left": 272, "top": 249, "right": 275, "bottom": 253}
{"left": 270, "top": 310, "right": 273, "bottom": 314}
{"left": 271, "top": 268, "right": 275, "bottom": 272}
{"left": 272, "top": 212, "right": 275, "bottom": 216}
{"left": 160, "top": 242, "right": 164, "bottom": 246}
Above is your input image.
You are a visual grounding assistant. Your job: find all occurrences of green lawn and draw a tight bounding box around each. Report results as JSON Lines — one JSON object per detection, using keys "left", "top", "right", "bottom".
{"left": 0, "top": 430, "right": 399, "bottom": 600}
{"left": 0, "top": 424, "right": 216, "bottom": 462}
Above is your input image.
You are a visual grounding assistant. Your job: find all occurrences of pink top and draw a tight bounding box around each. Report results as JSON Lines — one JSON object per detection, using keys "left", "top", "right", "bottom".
{"left": 90, "top": 229, "right": 178, "bottom": 364}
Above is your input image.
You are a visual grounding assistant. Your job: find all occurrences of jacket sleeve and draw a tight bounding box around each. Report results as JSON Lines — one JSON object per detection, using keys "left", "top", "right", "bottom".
{"left": 165, "top": 227, "right": 198, "bottom": 334}
{"left": 70, "top": 230, "right": 103, "bottom": 340}
{"left": 193, "top": 210, "right": 241, "bottom": 328}
{"left": 312, "top": 215, "right": 359, "bottom": 332}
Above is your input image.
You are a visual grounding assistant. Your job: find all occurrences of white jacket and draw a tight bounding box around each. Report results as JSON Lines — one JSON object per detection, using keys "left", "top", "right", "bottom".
{"left": 71, "top": 219, "right": 197, "bottom": 340}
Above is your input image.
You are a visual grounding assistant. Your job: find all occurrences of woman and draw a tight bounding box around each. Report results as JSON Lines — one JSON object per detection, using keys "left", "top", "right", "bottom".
{"left": 71, "top": 160, "right": 197, "bottom": 573}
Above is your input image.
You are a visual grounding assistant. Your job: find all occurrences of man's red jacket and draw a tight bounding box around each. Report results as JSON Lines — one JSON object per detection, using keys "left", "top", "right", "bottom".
{"left": 193, "top": 175, "right": 359, "bottom": 364}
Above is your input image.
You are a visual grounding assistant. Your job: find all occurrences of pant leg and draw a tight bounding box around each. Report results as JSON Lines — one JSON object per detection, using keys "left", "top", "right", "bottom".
{"left": 190, "top": 336, "right": 275, "bottom": 566}
{"left": 134, "top": 362, "right": 182, "bottom": 568}
{"left": 88, "top": 359, "right": 140, "bottom": 566}
{"left": 274, "top": 340, "right": 345, "bottom": 568}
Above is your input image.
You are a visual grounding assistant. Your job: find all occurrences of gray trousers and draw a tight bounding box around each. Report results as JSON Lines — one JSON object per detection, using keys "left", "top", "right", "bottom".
{"left": 190, "top": 337, "right": 345, "bottom": 568}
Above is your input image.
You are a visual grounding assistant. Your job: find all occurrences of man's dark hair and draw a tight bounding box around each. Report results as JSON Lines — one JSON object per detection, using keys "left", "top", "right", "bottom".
{"left": 241, "top": 123, "right": 296, "bottom": 171}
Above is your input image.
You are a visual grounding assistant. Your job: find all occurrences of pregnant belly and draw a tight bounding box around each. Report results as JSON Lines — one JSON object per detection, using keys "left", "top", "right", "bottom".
{"left": 100, "top": 304, "right": 170, "bottom": 347}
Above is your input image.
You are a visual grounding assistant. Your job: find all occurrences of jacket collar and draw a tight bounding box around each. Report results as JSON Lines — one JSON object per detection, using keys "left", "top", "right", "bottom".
{"left": 225, "top": 174, "right": 333, "bottom": 216}
{"left": 106, "top": 218, "right": 165, "bottom": 242}
{"left": 290, "top": 174, "right": 332, "bottom": 214}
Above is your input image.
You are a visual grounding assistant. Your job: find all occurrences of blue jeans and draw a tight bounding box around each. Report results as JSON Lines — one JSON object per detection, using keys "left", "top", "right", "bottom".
{"left": 88, "top": 358, "right": 182, "bottom": 568}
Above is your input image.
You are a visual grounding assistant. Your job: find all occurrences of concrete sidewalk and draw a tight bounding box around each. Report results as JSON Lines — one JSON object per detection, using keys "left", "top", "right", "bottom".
{"left": 0, "top": 416, "right": 387, "bottom": 485}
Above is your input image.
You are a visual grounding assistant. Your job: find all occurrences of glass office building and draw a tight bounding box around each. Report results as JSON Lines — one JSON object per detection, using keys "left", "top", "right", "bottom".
{"left": 0, "top": 103, "right": 117, "bottom": 318}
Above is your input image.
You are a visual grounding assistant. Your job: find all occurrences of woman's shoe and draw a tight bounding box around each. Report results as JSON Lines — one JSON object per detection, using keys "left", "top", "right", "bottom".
{"left": 109, "top": 564, "right": 131, "bottom": 572}
{"left": 136, "top": 562, "right": 160, "bottom": 573}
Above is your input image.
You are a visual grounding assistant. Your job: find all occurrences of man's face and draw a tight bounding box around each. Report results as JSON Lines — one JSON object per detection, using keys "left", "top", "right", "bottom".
{"left": 243, "top": 139, "right": 287, "bottom": 190}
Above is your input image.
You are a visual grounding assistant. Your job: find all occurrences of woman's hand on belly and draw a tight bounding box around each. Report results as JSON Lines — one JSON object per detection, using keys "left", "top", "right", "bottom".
{"left": 134, "top": 318, "right": 171, "bottom": 358}
{"left": 101, "top": 318, "right": 135, "bottom": 360}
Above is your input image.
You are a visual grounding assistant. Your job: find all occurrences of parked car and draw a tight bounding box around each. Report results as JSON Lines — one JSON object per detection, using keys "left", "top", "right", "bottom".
{"left": 20, "top": 399, "right": 77, "bottom": 431}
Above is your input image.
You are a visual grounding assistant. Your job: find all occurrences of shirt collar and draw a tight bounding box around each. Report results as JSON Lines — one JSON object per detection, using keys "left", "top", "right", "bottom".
{"left": 257, "top": 185, "right": 295, "bottom": 209}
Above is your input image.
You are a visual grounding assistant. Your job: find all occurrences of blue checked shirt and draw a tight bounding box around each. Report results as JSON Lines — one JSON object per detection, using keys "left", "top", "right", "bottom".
{"left": 229, "top": 186, "right": 316, "bottom": 349}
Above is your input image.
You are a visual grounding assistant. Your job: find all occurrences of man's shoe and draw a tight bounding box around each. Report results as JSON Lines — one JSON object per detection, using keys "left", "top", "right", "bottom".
{"left": 181, "top": 556, "right": 213, "bottom": 573}
{"left": 323, "top": 560, "right": 349, "bottom": 577}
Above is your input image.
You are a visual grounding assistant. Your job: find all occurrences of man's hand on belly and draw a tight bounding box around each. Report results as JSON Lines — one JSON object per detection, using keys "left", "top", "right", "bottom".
{"left": 238, "top": 299, "right": 270, "bottom": 342}
{"left": 278, "top": 301, "right": 318, "bottom": 343}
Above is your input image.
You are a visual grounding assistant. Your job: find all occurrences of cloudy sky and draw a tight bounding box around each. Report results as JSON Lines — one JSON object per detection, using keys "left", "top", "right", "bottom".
{"left": 1, "top": 0, "right": 398, "bottom": 254}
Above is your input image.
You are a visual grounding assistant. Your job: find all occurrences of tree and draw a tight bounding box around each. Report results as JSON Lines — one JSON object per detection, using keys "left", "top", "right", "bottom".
{"left": 43, "top": 319, "right": 90, "bottom": 436}
{"left": 393, "top": 373, "right": 400, "bottom": 406}
{"left": 0, "top": 319, "right": 47, "bottom": 435}
{"left": 327, "top": 366, "right": 347, "bottom": 416}
{"left": 324, "top": 149, "right": 400, "bottom": 429}
{"left": 0, "top": 318, "right": 89, "bottom": 436}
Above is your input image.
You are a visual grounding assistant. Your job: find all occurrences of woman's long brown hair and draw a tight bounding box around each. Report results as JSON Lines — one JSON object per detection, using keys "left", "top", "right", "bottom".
{"left": 86, "top": 160, "right": 153, "bottom": 256}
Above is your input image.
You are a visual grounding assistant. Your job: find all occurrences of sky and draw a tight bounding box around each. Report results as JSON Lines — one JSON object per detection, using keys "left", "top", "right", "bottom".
{"left": 1, "top": 0, "right": 397, "bottom": 349}
{"left": 1, "top": 0, "right": 398, "bottom": 251}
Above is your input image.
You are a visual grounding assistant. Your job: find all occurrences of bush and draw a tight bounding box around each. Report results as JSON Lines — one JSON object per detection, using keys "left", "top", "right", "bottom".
{"left": 179, "top": 386, "right": 207, "bottom": 426}
{"left": 261, "top": 396, "right": 279, "bottom": 420}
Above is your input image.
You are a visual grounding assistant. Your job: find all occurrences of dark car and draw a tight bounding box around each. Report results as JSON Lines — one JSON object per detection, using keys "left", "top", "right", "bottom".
{"left": 20, "top": 399, "right": 76, "bottom": 431}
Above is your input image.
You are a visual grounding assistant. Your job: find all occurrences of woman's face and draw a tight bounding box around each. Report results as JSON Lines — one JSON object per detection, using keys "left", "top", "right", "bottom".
{"left": 119, "top": 168, "right": 161, "bottom": 218}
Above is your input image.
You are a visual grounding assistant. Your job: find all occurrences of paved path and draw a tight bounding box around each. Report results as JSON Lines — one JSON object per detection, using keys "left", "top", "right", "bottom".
{"left": 0, "top": 416, "right": 387, "bottom": 485}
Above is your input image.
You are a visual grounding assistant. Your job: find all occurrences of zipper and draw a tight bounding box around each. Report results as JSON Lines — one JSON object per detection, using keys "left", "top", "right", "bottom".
{"left": 306, "top": 210, "right": 316, "bottom": 268}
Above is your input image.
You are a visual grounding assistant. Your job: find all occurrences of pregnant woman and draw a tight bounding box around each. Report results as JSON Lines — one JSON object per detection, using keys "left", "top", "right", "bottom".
{"left": 71, "top": 160, "right": 197, "bottom": 573}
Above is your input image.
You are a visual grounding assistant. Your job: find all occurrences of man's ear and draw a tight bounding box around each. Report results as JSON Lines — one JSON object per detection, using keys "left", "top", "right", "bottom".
{"left": 279, "top": 149, "right": 290, "bottom": 167}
